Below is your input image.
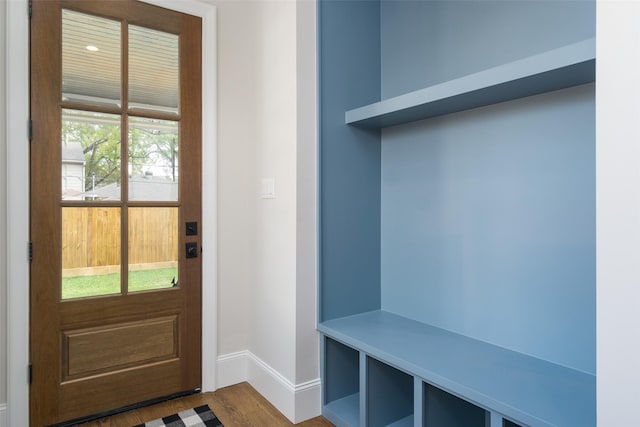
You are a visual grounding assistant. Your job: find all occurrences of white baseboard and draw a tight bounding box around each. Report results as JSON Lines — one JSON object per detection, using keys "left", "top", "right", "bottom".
{"left": 0, "top": 403, "right": 7, "bottom": 427}
{"left": 216, "top": 351, "right": 321, "bottom": 423}
{"left": 216, "top": 351, "right": 250, "bottom": 389}
{"left": 291, "top": 377, "right": 322, "bottom": 423}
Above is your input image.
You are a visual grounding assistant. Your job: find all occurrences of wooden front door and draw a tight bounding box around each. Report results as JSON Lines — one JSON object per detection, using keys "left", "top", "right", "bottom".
{"left": 29, "top": 1, "right": 202, "bottom": 425}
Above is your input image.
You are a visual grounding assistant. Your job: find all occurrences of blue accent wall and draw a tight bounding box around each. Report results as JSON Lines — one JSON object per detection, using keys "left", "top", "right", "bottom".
{"left": 381, "top": 0, "right": 596, "bottom": 98}
{"left": 319, "top": 0, "right": 596, "bottom": 374}
{"left": 381, "top": 84, "right": 595, "bottom": 373}
{"left": 319, "top": 0, "right": 382, "bottom": 321}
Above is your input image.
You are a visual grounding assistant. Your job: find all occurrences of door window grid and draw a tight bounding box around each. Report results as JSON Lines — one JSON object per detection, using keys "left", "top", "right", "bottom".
{"left": 60, "top": 9, "right": 181, "bottom": 299}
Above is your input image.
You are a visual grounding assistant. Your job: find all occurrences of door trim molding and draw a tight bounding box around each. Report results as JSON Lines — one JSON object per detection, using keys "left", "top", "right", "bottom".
{"left": 5, "top": 1, "right": 217, "bottom": 424}
{"left": 0, "top": 403, "right": 6, "bottom": 427}
{"left": 138, "top": 0, "right": 218, "bottom": 395}
{"left": 6, "top": 1, "right": 30, "bottom": 425}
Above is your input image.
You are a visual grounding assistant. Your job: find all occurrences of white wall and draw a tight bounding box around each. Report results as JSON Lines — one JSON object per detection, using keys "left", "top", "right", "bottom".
{"left": 596, "top": 1, "right": 640, "bottom": 425}
{"left": 211, "top": 0, "right": 319, "bottom": 421}
{"left": 295, "top": 0, "right": 319, "bottom": 387}
{"left": 250, "top": 0, "right": 298, "bottom": 383}
{"left": 0, "top": 0, "right": 7, "bottom": 410}
{"left": 215, "top": 0, "right": 258, "bottom": 357}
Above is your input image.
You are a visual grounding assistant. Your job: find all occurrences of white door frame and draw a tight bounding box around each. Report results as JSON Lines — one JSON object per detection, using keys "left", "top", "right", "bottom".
{"left": 5, "top": 1, "right": 218, "bottom": 424}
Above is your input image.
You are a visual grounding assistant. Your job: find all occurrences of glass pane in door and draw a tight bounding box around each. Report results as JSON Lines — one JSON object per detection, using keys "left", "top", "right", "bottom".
{"left": 62, "top": 109, "right": 121, "bottom": 201}
{"left": 128, "top": 117, "right": 179, "bottom": 201}
{"left": 129, "top": 25, "right": 179, "bottom": 114}
{"left": 62, "top": 9, "right": 121, "bottom": 107}
{"left": 128, "top": 207, "right": 179, "bottom": 292}
{"left": 62, "top": 207, "right": 121, "bottom": 300}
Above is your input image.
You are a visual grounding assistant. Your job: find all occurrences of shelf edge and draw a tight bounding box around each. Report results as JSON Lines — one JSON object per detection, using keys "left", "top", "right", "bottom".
{"left": 345, "top": 38, "right": 595, "bottom": 128}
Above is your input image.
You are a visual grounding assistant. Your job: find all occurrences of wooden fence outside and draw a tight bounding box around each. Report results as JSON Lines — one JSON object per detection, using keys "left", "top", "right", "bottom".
{"left": 62, "top": 207, "right": 178, "bottom": 271}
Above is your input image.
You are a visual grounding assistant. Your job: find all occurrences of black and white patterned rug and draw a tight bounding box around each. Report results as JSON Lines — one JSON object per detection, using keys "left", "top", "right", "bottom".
{"left": 134, "top": 404, "right": 223, "bottom": 427}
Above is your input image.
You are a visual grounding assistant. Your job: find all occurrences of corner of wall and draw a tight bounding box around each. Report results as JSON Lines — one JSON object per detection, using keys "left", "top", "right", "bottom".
{"left": 215, "top": 351, "right": 249, "bottom": 389}
{"left": 214, "top": 0, "right": 321, "bottom": 423}
{"left": 216, "top": 351, "right": 321, "bottom": 423}
{"left": 0, "top": 0, "right": 8, "bottom": 409}
{"left": 295, "top": 0, "right": 320, "bottom": 388}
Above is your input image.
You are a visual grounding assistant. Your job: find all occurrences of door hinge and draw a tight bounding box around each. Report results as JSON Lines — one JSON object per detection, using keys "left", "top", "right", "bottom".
{"left": 28, "top": 119, "right": 33, "bottom": 142}
{"left": 28, "top": 364, "right": 32, "bottom": 385}
{"left": 28, "top": 241, "right": 33, "bottom": 262}
{"left": 28, "top": 0, "right": 32, "bottom": 19}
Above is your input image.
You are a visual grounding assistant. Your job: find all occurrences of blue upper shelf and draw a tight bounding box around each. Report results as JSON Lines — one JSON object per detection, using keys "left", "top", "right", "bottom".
{"left": 319, "top": 310, "right": 595, "bottom": 427}
{"left": 345, "top": 38, "right": 595, "bottom": 128}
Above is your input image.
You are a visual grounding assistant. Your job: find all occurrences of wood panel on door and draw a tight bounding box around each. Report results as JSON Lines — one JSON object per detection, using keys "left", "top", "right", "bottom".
{"left": 30, "top": 1, "right": 202, "bottom": 425}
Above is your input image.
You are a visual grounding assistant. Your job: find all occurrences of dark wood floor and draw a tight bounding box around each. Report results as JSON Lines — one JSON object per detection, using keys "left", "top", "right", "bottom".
{"left": 77, "top": 382, "right": 333, "bottom": 426}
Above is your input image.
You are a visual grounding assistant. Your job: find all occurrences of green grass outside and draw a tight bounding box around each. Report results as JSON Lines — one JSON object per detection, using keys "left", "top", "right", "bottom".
{"left": 62, "top": 267, "right": 178, "bottom": 300}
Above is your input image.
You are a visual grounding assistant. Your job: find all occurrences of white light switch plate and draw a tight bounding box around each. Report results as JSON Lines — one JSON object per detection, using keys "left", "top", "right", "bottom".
{"left": 261, "top": 178, "right": 275, "bottom": 199}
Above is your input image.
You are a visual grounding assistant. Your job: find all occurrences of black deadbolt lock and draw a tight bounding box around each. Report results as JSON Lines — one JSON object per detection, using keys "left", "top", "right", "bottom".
{"left": 186, "top": 221, "right": 198, "bottom": 236}
{"left": 186, "top": 242, "right": 198, "bottom": 258}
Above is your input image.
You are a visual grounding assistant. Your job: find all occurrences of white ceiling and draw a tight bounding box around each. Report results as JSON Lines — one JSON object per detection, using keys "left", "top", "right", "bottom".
{"left": 62, "top": 9, "right": 179, "bottom": 113}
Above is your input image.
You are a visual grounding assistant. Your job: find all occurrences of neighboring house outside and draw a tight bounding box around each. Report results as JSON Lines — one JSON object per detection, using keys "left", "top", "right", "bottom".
{"left": 93, "top": 172, "right": 178, "bottom": 201}
{"left": 61, "top": 140, "right": 85, "bottom": 200}
{"left": 61, "top": 140, "right": 178, "bottom": 201}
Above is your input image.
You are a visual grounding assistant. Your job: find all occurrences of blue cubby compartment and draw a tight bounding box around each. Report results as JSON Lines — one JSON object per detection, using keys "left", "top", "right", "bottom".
{"left": 319, "top": 311, "right": 596, "bottom": 427}
{"left": 503, "top": 420, "right": 524, "bottom": 427}
{"left": 323, "top": 336, "right": 360, "bottom": 427}
{"left": 423, "top": 383, "right": 486, "bottom": 427}
{"left": 366, "top": 356, "right": 413, "bottom": 427}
